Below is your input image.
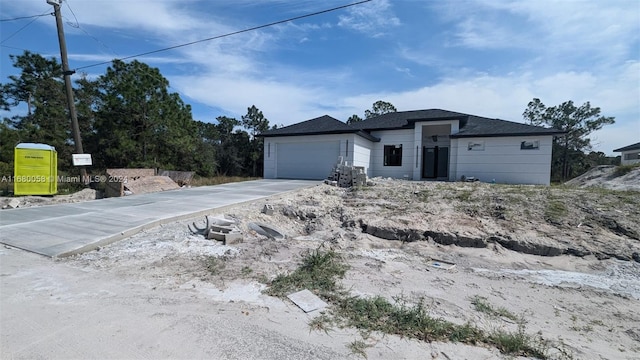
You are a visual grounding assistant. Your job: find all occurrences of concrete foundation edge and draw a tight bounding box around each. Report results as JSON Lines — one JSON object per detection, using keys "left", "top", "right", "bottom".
{"left": 47, "top": 183, "right": 319, "bottom": 259}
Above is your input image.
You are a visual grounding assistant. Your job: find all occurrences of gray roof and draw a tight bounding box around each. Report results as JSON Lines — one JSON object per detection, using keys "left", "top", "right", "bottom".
{"left": 613, "top": 142, "right": 640, "bottom": 152}
{"left": 260, "top": 115, "right": 379, "bottom": 141}
{"left": 259, "top": 109, "right": 564, "bottom": 139}
{"left": 450, "top": 115, "right": 564, "bottom": 138}
{"left": 348, "top": 109, "right": 468, "bottom": 130}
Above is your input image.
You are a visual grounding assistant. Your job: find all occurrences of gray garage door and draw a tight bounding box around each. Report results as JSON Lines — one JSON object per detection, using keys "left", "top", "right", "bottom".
{"left": 276, "top": 141, "right": 340, "bottom": 179}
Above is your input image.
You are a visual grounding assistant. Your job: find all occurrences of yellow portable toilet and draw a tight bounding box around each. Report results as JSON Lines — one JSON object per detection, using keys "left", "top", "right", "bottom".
{"left": 14, "top": 143, "right": 57, "bottom": 195}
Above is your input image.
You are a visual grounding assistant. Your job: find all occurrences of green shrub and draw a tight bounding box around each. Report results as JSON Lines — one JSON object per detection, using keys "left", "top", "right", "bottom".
{"left": 613, "top": 164, "right": 639, "bottom": 177}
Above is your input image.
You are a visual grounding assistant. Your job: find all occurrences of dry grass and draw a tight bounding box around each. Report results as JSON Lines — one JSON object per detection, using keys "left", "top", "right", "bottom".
{"left": 267, "top": 249, "right": 551, "bottom": 359}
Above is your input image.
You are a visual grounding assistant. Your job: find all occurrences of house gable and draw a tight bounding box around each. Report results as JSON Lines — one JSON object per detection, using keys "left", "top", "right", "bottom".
{"left": 261, "top": 115, "right": 379, "bottom": 142}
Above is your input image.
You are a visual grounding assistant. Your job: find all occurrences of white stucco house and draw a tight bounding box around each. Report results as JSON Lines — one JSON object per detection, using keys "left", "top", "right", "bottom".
{"left": 259, "top": 109, "right": 564, "bottom": 185}
{"left": 614, "top": 142, "right": 640, "bottom": 165}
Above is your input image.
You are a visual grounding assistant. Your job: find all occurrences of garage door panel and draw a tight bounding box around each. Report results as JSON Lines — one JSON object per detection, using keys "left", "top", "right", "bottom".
{"left": 277, "top": 142, "right": 340, "bottom": 179}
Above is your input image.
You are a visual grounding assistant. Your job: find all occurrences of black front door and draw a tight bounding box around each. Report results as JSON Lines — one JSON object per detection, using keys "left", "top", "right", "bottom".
{"left": 423, "top": 146, "right": 448, "bottom": 178}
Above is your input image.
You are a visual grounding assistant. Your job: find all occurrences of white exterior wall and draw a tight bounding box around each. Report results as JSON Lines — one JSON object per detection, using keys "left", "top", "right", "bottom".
{"left": 353, "top": 135, "right": 373, "bottom": 177}
{"left": 449, "top": 138, "right": 459, "bottom": 181}
{"left": 453, "top": 135, "right": 553, "bottom": 185}
{"left": 370, "top": 129, "right": 415, "bottom": 179}
{"left": 263, "top": 134, "right": 367, "bottom": 179}
{"left": 620, "top": 150, "right": 640, "bottom": 165}
{"left": 263, "top": 139, "right": 277, "bottom": 178}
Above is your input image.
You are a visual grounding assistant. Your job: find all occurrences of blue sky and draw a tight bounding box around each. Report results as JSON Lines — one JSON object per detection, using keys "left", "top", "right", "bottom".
{"left": 1, "top": 0, "right": 638, "bottom": 155}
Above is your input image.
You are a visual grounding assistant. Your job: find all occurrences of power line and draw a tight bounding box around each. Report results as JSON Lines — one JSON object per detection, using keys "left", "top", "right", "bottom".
{"left": 1, "top": 10, "right": 51, "bottom": 44}
{"left": 74, "top": 0, "right": 372, "bottom": 71}
{"left": 63, "top": 0, "right": 120, "bottom": 58}
{"left": 0, "top": 44, "right": 29, "bottom": 52}
{"left": 0, "top": 13, "right": 50, "bottom": 22}
{"left": 64, "top": 0, "right": 80, "bottom": 28}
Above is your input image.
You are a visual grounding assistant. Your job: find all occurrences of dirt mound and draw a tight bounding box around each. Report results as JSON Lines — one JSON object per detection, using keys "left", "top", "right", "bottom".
{"left": 565, "top": 165, "right": 640, "bottom": 191}
{"left": 0, "top": 188, "right": 98, "bottom": 209}
{"left": 57, "top": 179, "right": 640, "bottom": 359}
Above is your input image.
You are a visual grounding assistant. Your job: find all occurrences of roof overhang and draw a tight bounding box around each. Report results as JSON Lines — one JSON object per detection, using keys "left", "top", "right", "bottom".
{"left": 259, "top": 130, "right": 380, "bottom": 142}
{"left": 451, "top": 130, "right": 566, "bottom": 139}
{"left": 613, "top": 143, "right": 640, "bottom": 152}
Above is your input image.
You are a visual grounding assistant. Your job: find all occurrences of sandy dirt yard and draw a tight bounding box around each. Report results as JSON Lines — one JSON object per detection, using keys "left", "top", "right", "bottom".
{"left": 2, "top": 175, "right": 640, "bottom": 360}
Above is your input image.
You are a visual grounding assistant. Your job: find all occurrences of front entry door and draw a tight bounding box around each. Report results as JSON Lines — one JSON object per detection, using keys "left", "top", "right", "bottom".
{"left": 423, "top": 146, "right": 449, "bottom": 178}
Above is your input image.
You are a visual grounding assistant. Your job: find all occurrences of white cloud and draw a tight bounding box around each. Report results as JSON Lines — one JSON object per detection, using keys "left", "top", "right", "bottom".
{"left": 173, "top": 73, "right": 343, "bottom": 124}
{"left": 66, "top": 53, "right": 183, "bottom": 64}
{"left": 66, "top": 0, "right": 208, "bottom": 33}
{"left": 338, "top": 0, "right": 400, "bottom": 36}
{"left": 454, "top": 17, "right": 529, "bottom": 49}
{"left": 394, "top": 66, "right": 413, "bottom": 77}
{"left": 430, "top": 0, "right": 639, "bottom": 69}
{"left": 339, "top": 61, "right": 639, "bottom": 155}
{"left": 175, "top": 57, "right": 637, "bottom": 156}
{"left": 1, "top": 0, "right": 209, "bottom": 33}
{"left": 4, "top": 0, "right": 636, "bottom": 157}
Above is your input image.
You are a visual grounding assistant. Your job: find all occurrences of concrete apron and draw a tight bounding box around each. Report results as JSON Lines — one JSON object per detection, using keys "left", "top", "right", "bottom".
{"left": 0, "top": 179, "right": 318, "bottom": 258}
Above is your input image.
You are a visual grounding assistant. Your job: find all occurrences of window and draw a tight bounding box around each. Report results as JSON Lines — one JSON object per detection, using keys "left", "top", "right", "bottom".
{"left": 384, "top": 145, "right": 402, "bottom": 166}
{"left": 467, "top": 141, "right": 484, "bottom": 151}
{"left": 521, "top": 140, "right": 539, "bottom": 150}
{"left": 624, "top": 152, "right": 640, "bottom": 160}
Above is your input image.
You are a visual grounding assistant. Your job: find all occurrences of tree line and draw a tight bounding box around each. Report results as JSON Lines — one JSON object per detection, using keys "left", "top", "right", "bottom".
{"left": 0, "top": 51, "right": 269, "bottom": 178}
{"left": 0, "top": 51, "right": 617, "bottom": 183}
{"left": 523, "top": 98, "right": 617, "bottom": 182}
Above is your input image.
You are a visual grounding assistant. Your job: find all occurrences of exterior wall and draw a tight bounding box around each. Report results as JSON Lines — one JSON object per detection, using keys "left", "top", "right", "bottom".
{"left": 370, "top": 129, "right": 415, "bottom": 179}
{"left": 620, "top": 150, "right": 640, "bottom": 165}
{"left": 263, "top": 134, "right": 366, "bottom": 179}
{"left": 264, "top": 123, "right": 554, "bottom": 185}
{"left": 263, "top": 139, "right": 277, "bottom": 178}
{"left": 353, "top": 135, "right": 373, "bottom": 177}
{"left": 452, "top": 135, "right": 553, "bottom": 185}
{"left": 449, "top": 138, "right": 459, "bottom": 181}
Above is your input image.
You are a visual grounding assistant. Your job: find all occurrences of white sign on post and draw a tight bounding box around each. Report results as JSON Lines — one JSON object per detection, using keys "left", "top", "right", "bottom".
{"left": 72, "top": 154, "right": 92, "bottom": 166}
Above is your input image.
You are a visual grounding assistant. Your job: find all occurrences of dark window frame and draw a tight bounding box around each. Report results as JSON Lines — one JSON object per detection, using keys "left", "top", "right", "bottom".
{"left": 624, "top": 152, "right": 640, "bottom": 160}
{"left": 384, "top": 144, "right": 403, "bottom": 166}
{"left": 520, "top": 140, "right": 540, "bottom": 150}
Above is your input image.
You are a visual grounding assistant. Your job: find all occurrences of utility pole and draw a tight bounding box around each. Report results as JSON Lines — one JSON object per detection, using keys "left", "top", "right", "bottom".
{"left": 47, "top": 0, "right": 87, "bottom": 180}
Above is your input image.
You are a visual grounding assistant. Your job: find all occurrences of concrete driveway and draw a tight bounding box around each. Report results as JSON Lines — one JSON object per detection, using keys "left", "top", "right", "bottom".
{"left": 0, "top": 179, "right": 318, "bottom": 258}
{"left": 0, "top": 179, "right": 355, "bottom": 360}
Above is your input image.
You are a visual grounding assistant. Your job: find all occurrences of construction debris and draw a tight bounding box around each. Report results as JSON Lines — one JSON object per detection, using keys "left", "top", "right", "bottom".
{"left": 325, "top": 157, "right": 367, "bottom": 188}
{"left": 287, "top": 289, "right": 328, "bottom": 313}
{"left": 4, "top": 198, "right": 20, "bottom": 209}
{"left": 188, "top": 215, "right": 242, "bottom": 245}
{"left": 247, "top": 222, "right": 285, "bottom": 240}
{"left": 261, "top": 204, "right": 274, "bottom": 215}
{"left": 460, "top": 175, "right": 480, "bottom": 182}
{"left": 105, "top": 168, "right": 180, "bottom": 197}
{"left": 158, "top": 170, "right": 194, "bottom": 186}
{"left": 427, "top": 259, "right": 456, "bottom": 270}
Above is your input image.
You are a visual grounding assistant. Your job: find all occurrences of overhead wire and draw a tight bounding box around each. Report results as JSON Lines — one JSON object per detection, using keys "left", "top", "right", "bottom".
{"left": 63, "top": 0, "right": 120, "bottom": 59}
{"left": 64, "top": 0, "right": 80, "bottom": 28}
{"left": 74, "top": 0, "right": 372, "bottom": 71}
{"left": 1, "top": 1, "right": 372, "bottom": 120}
{"left": 1, "top": 9, "right": 52, "bottom": 44}
{"left": 0, "top": 13, "right": 50, "bottom": 22}
{"left": 0, "top": 44, "right": 29, "bottom": 52}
